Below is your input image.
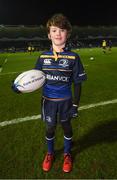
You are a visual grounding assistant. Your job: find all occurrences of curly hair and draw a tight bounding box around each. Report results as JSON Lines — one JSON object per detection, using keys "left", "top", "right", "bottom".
{"left": 46, "top": 13, "right": 72, "bottom": 36}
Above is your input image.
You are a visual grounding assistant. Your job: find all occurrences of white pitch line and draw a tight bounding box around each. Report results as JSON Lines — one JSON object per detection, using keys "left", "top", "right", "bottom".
{"left": 0, "top": 115, "right": 41, "bottom": 127}
{"left": 0, "top": 58, "right": 8, "bottom": 73}
{"left": 0, "top": 99, "right": 117, "bottom": 127}
{"left": 0, "top": 71, "right": 21, "bottom": 76}
{"left": 4, "top": 58, "right": 8, "bottom": 64}
{"left": 0, "top": 67, "right": 2, "bottom": 73}
{"left": 79, "top": 99, "right": 117, "bottom": 110}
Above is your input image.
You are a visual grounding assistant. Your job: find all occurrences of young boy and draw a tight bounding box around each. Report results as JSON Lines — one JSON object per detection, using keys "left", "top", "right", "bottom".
{"left": 35, "top": 13, "right": 87, "bottom": 173}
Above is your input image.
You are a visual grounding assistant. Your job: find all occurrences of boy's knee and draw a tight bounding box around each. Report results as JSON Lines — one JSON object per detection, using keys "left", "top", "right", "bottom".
{"left": 46, "top": 125, "right": 56, "bottom": 138}
{"left": 61, "top": 121, "right": 73, "bottom": 138}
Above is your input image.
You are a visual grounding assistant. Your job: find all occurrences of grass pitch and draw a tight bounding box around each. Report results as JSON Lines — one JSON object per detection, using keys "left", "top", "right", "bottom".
{"left": 0, "top": 47, "right": 117, "bottom": 179}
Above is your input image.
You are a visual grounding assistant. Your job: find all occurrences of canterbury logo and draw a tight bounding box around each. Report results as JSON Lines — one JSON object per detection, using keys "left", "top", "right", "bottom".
{"left": 44, "top": 59, "right": 51, "bottom": 64}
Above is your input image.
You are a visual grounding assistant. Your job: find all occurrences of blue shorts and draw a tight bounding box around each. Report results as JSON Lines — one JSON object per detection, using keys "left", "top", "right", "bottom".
{"left": 41, "top": 97, "right": 72, "bottom": 126}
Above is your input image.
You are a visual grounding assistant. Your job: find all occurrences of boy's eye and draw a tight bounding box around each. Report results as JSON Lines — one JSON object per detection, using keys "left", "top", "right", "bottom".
{"left": 52, "top": 30, "right": 56, "bottom": 32}
{"left": 52, "top": 29, "right": 65, "bottom": 33}
{"left": 61, "top": 29, "right": 65, "bottom": 32}
{"left": 51, "top": 29, "right": 57, "bottom": 32}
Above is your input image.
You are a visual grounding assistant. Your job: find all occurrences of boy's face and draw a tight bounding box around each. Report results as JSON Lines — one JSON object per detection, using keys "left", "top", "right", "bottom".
{"left": 48, "top": 26, "right": 68, "bottom": 47}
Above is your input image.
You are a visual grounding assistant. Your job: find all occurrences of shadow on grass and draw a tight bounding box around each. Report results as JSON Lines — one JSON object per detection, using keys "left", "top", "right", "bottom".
{"left": 72, "top": 118, "right": 117, "bottom": 160}
{"left": 55, "top": 119, "right": 117, "bottom": 160}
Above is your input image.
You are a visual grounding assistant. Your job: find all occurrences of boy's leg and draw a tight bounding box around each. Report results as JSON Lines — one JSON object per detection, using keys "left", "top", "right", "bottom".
{"left": 45, "top": 125, "right": 56, "bottom": 154}
{"left": 61, "top": 121, "right": 73, "bottom": 154}
{"left": 59, "top": 99, "right": 73, "bottom": 172}
{"left": 42, "top": 125, "right": 56, "bottom": 172}
{"left": 61, "top": 121, "right": 73, "bottom": 173}
{"left": 41, "top": 99, "right": 57, "bottom": 171}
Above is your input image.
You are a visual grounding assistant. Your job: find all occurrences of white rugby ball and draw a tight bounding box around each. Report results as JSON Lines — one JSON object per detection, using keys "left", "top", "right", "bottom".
{"left": 13, "top": 69, "right": 45, "bottom": 93}
{"left": 90, "top": 57, "right": 94, "bottom": 60}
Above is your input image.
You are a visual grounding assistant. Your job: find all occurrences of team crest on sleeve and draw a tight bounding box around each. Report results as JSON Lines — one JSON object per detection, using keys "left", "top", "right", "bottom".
{"left": 59, "top": 59, "right": 69, "bottom": 67}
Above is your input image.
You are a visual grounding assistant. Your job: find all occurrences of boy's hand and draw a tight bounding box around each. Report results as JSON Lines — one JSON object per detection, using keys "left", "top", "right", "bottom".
{"left": 11, "top": 82, "right": 21, "bottom": 93}
{"left": 70, "top": 104, "right": 78, "bottom": 118}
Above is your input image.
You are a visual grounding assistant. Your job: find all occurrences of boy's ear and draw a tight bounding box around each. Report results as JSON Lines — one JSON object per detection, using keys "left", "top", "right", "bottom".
{"left": 48, "top": 34, "right": 51, "bottom": 39}
{"left": 67, "top": 33, "right": 71, "bottom": 39}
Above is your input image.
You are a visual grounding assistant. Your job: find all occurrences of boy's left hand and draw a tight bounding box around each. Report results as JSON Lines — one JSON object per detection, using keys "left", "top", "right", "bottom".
{"left": 70, "top": 104, "right": 78, "bottom": 118}
{"left": 11, "top": 81, "right": 21, "bottom": 93}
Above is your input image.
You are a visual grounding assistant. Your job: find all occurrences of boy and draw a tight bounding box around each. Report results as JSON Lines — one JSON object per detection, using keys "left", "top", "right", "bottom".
{"left": 35, "top": 13, "right": 87, "bottom": 173}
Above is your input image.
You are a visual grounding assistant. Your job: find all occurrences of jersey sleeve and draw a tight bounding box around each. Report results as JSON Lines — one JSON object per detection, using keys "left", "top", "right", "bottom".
{"left": 34, "top": 56, "right": 43, "bottom": 70}
{"left": 72, "top": 54, "right": 87, "bottom": 84}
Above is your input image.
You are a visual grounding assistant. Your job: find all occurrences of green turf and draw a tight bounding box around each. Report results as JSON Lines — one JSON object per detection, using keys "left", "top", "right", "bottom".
{"left": 0, "top": 48, "right": 117, "bottom": 178}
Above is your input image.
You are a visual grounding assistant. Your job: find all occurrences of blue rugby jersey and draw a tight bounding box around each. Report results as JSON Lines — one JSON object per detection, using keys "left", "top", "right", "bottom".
{"left": 35, "top": 49, "right": 87, "bottom": 99}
